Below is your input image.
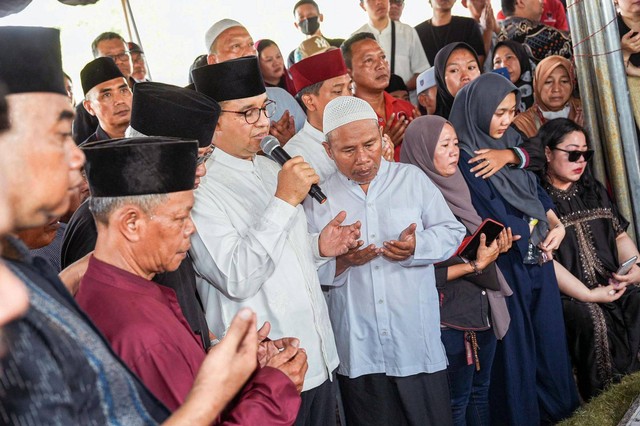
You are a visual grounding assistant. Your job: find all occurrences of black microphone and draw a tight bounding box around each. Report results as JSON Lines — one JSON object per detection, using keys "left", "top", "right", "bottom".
{"left": 260, "top": 136, "right": 327, "bottom": 204}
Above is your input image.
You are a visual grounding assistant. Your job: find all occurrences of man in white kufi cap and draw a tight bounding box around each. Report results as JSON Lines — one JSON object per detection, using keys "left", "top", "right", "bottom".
{"left": 202, "top": 18, "right": 306, "bottom": 141}
{"left": 304, "top": 96, "right": 466, "bottom": 426}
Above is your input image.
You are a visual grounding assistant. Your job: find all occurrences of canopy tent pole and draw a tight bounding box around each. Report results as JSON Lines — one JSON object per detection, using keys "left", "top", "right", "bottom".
{"left": 567, "top": 0, "right": 640, "bottom": 243}
{"left": 120, "top": 0, "right": 152, "bottom": 81}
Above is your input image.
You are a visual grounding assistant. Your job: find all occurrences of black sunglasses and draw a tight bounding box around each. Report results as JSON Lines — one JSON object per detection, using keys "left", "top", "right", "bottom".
{"left": 553, "top": 147, "right": 594, "bottom": 162}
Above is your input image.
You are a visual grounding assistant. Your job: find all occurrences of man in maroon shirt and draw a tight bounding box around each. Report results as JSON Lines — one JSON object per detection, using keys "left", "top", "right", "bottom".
{"left": 342, "top": 32, "right": 419, "bottom": 161}
{"left": 76, "top": 136, "right": 306, "bottom": 424}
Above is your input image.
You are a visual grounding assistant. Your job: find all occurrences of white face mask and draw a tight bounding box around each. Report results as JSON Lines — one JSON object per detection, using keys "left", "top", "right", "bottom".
{"left": 540, "top": 103, "right": 570, "bottom": 120}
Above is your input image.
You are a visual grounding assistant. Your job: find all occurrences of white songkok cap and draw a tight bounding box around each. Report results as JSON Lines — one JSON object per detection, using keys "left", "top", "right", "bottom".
{"left": 205, "top": 19, "right": 243, "bottom": 51}
{"left": 323, "top": 96, "right": 378, "bottom": 137}
{"left": 416, "top": 67, "right": 436, "bottom": 95}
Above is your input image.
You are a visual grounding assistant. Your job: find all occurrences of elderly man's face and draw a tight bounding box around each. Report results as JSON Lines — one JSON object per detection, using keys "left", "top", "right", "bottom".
{"left": 324, "top": 119, "right": 382, "bottom": 185}
{"left": 84, "top": 77, "right": 132, "bottom": 132}
{"left": 207, "top": 26, "right": 256, "bottom": 64}
{"left": 3, "top": 93, "right": 85, "bottom": 229}
{"left": 214, "top": 93, "right": 270, "bottom": 160}
{"left": 138, "top": 190, "right": 195, "bottom": 274}
{"left": 349, "top": 39, "right": 390, "bottom": 93}
{"left": 96, "top": 38, "right": 132, "bottom": 79}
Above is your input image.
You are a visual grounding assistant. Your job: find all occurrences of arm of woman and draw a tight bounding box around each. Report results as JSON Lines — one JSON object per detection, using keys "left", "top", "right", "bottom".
{"left": 553, "top": 260, "right": 625, "bottom": 303}
{"left": 611, "top": 231, "right": 640, "bottom": 285}
{"left": 540, "top": 209, "right": 565, "bottom": 260}
{"left": 446, "top": 234, "right": 499, "bottom": 280}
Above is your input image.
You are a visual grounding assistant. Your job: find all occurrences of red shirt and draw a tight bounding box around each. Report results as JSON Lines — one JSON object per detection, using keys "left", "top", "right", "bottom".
{"left": 77, "top": 257, "right": 301, "bottom": 424}
{"left": 376, "top": 91, "right": 415, "bottom": 161}
{"left": 497, "top": 0, "right": 568, "bottom": 31}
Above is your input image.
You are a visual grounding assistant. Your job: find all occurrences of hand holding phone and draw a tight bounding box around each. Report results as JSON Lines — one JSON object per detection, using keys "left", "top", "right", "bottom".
{"left": 616, "top": 255, "right": 638, "bottom": 276}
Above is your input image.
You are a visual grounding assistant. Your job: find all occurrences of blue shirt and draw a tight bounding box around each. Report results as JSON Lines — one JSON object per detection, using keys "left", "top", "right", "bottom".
{"left": 304, "top": 160, "right": 466, "bottom": 378}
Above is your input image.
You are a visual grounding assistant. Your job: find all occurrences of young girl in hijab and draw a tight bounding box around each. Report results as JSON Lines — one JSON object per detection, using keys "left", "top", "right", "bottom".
{"left": 492, "top": 40, "right": 534, "bottom": 113}
{"left": 433, "top": 42, "right": 482, "bottom": 119}
{"left": 449, "top": 72, "right": 579, "bottom": 425}
{"left": 401, "top": 115, "right": 515, "bottom": 426}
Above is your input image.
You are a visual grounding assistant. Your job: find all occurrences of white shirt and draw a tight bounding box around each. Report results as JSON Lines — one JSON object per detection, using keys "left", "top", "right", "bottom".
{"left": 304, "top": 160, "right": 466, "bottom": 378}
{"left": 190, "top": 148, "right": 339, "bottom": 391}
{"left": 352, "top": 20, "right": 430, "bottom": 85}
{"left": 285, "top": 121, "right": 337, "bottom": 184}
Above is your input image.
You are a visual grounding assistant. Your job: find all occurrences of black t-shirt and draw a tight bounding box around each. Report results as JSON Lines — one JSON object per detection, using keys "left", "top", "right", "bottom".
{"left": 415, "top": 16, "right": 486, "bottom": 65}
{"left": 618, "top": 14, "right": 640, "bottom": 67}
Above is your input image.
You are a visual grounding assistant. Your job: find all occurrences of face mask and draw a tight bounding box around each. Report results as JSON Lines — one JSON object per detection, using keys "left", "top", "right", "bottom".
{"left": 299, "top": 16, "right": 320, "bottom": 35}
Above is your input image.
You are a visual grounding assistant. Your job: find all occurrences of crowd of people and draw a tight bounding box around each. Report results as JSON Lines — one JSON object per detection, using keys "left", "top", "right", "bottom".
{"left": 1, "top": 0, "right": 640, "bottom": 425}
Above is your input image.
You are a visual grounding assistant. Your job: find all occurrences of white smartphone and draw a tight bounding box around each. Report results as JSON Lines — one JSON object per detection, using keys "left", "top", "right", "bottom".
{"left": 616, "top": 256, "right": 638, "bottom": 275}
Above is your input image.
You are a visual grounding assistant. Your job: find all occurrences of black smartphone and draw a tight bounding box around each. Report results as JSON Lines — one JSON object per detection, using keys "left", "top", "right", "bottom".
{"left": 458, "top": 219, "right": 505, "bottom": 261}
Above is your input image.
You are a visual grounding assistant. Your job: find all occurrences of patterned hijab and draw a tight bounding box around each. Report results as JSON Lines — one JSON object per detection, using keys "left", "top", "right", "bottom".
{"left": 449, "top": 73, "right": 549, "bottom": 245}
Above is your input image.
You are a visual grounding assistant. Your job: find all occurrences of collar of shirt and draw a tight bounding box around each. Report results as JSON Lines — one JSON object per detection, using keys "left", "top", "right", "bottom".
{"left": 365, "top": 19, "right": 391, "bottom": 36}
{"left": 210, "top": 145, "right": 259, "bottom": 173}
{"left": 301, "top": 120, "right": 325, "bottom": 144}
{"left": 84, "top": 255, "right": 176, "bottom": 304}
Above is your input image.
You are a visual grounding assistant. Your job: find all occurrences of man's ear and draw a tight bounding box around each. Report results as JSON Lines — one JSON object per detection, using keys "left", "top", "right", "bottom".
{"left": 116, "top": 205, "right": 145, "bottom": 243}
{"left": 319, "top": 13, "right": 324, "bottom": 23}
{"left": 83, "top": 99, "right": 96, "bottom": 117}
{"left": 301, "top": 93, "right": 317, "bottom": 112}
{"left": 323, "top": 141, "right": 334, "bottom": 160}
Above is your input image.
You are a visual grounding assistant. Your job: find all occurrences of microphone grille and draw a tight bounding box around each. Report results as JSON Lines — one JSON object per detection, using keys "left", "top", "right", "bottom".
{"left": 260, "top": 135, "right": 280, "bottom": 155}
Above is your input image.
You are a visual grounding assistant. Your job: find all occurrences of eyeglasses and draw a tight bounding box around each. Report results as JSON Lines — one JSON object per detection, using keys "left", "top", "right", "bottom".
{"left": 220, "top": 100, "right": 277, "bottom": 125}
{"left": 197, "top": 145, "right": 214, "bottom": 166}
{"left": 103, "top": 51, "right": 130, "bottom": 63}
{"left": 553, "top": 147, "right": 594, "bottom": 162}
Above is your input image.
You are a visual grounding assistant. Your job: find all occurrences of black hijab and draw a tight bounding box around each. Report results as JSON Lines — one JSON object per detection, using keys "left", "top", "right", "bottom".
{"left": 449, "top": 73, "right": 549, "bottom": 245}
{"left": 493, "top": 40, "right": 534, "bottom": 112}
{"left": 434, "top": 42, "right": 481, "bottom": 119}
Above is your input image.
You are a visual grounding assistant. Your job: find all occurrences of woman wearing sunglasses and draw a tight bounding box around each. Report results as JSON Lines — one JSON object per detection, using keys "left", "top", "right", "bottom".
{"left": 540, "top": 118, "right": 640, "bottom": 401}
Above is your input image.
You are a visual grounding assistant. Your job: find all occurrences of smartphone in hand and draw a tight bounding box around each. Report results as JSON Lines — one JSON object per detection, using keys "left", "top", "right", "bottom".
{"left": 616, "top": 255, "right": 638, "bottom": 276}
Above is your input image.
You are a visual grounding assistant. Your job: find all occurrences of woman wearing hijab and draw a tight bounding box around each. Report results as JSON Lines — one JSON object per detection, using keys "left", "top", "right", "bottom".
{"left": 449, "top": 73, "right": 579, "bottom": 425}
{"left": 539, "top": 118, "right": 640, "bottom": 401}
{"left": 433, "top": 42, "right": 482, "bottom": 119}
{"left": 401, "top": 115, "right": 515, "bottom": 426}
{"left": 513, "top": 55, "right": 583, "bottom": 138}
{"left": 492, "top": 40, "right": 535, "bottom": 113}
{"left": 433, "top": 42, "right": 545, "bottom": 180}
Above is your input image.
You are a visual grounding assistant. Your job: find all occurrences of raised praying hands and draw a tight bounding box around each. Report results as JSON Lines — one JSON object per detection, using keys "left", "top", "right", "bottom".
{"left": 270, "top": 110, "right": 296, "bottom": 145}
{"left": 318, "top": 211, "right": 361, "bottom": 257}
{"left": 381, "top": 223, "right": 417, "bottom": 261}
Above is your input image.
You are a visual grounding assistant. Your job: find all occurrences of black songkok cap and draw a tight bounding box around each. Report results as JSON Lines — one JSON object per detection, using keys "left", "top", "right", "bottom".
{"left": 0, "top": 26, "right": 66, "bottom": 96}
{"left": 131, "top": 82, "right": 221, "bottom": 147}
{"left": 81, "top": 57, "right": 125, "bottom": 95}
{"left": 82, "top": 137, "right": 198, "bottom": 197}
{"left": 192, "top": 56, "right": 266, "bottom": 102}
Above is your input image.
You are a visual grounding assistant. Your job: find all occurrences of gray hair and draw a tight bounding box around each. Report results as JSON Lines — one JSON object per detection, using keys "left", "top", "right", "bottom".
{"left": 89, "top": 193, "right": 168, "bottom": 224}
{"left": 91, "top": 32, "right": 126, "bottom": 59}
